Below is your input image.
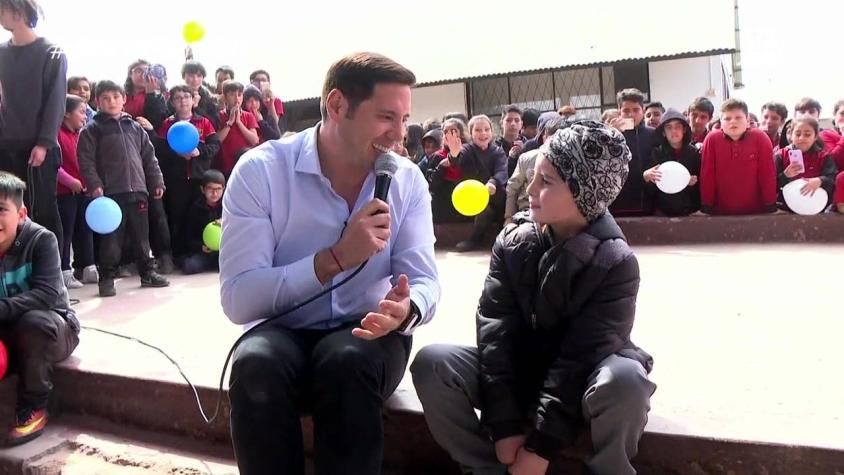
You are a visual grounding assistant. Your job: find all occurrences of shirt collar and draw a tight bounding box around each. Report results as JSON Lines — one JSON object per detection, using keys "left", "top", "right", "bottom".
{"left": 724, "top": 130, "right": 749, "bottom": 142}
{"left": 294, "top": 123, "right": 324, "bottom": 176}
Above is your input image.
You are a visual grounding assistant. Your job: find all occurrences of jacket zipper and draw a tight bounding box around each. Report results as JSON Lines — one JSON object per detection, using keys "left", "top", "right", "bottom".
{"left": 117, "top": 119, "right": 134, "bottom": 193}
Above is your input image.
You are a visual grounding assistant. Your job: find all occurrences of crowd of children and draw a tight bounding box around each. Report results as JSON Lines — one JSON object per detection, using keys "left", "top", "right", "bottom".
{"left": 415, "top": 92, "right": 844, "bottom": 250}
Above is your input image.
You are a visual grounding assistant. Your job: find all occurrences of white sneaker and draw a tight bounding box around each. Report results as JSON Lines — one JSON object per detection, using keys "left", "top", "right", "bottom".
{"left": 63, "top": 270, "right": 84, "bottom": 289}
{"left": 81, "top": 265, "right": 99, "bottom": 284}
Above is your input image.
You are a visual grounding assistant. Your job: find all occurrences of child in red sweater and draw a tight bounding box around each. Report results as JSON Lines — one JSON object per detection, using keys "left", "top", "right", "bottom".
{"left": 774, "top": 117, "right": 837, "bottom": 211}
{"left": 700, "top": 99, "right": 777, "bottom": 215}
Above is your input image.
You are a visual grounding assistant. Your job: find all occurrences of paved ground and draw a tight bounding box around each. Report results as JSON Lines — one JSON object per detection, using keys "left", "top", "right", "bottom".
{"left": 64, "top": 243, "right": 844, "bottom": 454}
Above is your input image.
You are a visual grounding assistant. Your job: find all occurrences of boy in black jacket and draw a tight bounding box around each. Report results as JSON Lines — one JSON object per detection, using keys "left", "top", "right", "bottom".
{"left": 77, "top": 81, "right": 169, "bottom": 297}
{"left": 179, "top": 170, "right": 223, "bottom": 275}
{"left": 0, "top": 172, "right": 79, "bottom": 446}
{"left": 643, "top": 108, "right": 701, "bottom": 216}
{"left": 412, "top": 121, "right": 654, "bottom": 475}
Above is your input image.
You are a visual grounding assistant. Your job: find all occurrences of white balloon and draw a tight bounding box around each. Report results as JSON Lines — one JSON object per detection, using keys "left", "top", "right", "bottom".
{"left": 782, "top": 179, "right": 828, "bottom": 215}
{"left": 655, "top": 161, "right": 691, "bottom": 194}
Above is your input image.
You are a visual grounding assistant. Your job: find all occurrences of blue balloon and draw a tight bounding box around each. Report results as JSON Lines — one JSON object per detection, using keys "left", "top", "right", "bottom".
{"left": 166, "top": 121, "right": 200, "bottom": 155}
{"left": 85, "top": 197, "right": 122, "bottom": 234}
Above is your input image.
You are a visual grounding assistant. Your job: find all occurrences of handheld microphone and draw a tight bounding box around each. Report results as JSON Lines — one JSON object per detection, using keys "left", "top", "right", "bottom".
{"left": 374, "top": 153, "right": 398, "bottom": 204}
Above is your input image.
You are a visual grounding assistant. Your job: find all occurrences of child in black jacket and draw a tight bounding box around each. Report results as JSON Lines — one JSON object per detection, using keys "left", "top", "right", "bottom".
{"left": 179, "top": 170, "right": 224, "bottom": 275}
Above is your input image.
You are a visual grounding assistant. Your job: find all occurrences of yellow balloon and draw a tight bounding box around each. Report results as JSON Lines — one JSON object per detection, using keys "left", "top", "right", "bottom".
{"left": 452, "top": 180, "right": 490, "bottom": 217}
{"left": 183, "top": 21, "right": 205, "bottom": 44}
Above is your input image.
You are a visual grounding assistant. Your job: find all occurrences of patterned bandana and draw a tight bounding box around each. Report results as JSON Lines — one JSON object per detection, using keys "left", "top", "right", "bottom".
{"left": 541, "top": 119, "right": 632, "bottom": 222}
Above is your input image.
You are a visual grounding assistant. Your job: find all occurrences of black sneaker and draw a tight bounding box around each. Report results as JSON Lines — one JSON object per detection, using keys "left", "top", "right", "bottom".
{"left": 99, "top": 278, "right": 116, "bottom": 297}
{"left": 455, "top": 239, "right": 481, "bottom": 253}
{"left": 156, "top": 254, "right": 175, "bottom": 275}
{"left": 140, "top": 271, "right": 170, "bottom": 288}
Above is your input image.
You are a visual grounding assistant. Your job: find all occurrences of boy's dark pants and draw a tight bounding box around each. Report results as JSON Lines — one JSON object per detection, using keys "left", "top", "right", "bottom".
{"left": 163, "top": 177, "right": 201, "bottom": 257}
{"left": 181, "top": 252, "right": 218, "bottom": 275}
{"left": 0, "top": 147, "right": 63, "bottom": 246}
{"left": 98, "top": 192, "right": 155, "bottom": 279}
{"left": 148, "top": 197, "right": 172, "bottom": 259}
{"left": 0, "top": 310, "right": 79, "bottom": 410}
{"left": 56, "top": 194, "right": 95, "bottom": 271}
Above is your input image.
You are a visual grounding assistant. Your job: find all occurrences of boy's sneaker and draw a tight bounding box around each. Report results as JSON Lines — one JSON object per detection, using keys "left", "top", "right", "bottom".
{"left": 81, "top": 265, "right": 99, "bottom": 284}
{"left": 62, "top": 270, "right": 84, "bottom": 289}
{"left": 6, "top": 407, "right": 47, "bottom": 447}
{"left": 157, "top": 254, "right": 175, "bottom": 275}
{"left": 140, "top": 271, "right": 169, "bottom": 288}
{"left": 99, "top": 278, "right": 116, "bottom": 297}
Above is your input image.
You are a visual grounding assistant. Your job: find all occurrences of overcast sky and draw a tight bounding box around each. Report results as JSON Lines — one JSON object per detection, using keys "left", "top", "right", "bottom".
{"left": 17, "top": 0, "right": 844, "bottom": 117}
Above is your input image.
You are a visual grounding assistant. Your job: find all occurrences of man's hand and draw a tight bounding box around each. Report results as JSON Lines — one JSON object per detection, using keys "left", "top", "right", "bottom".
{"left": 90, "top": 187, "right": 104, "bottom": 197}
{"left": 508, "top": 447, "right": 549, "bottom": 475}
{"left": 332, "top": 199, "right": 391, "bottom": 269}
{"left": 153, "top": 187, "right": 164, "bottom": 199}
{"left": 494, "top": 435, "right": 525, "bottom": 465}
{"left": 29, "top": 145, "right": 47, "bottom": 167}
{"left": 352, "top": 274, "right": 411, "bottom": 340}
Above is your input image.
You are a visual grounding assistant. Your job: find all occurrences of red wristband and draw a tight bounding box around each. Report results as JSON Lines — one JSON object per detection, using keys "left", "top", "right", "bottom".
{"left": 329, "top": 246, "right": 344, "bottom": 272}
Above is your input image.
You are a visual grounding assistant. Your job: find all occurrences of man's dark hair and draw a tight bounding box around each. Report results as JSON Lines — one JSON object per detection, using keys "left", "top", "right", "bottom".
{"left": 181, "top": 60, "right": 207, "bottom": 79}
{"left": 67, "top": 76, "right": 89, "bottom": 92}
{"left": 645, "top": 101, "right": 665, "bottom": 113}
{"left": 0, "top": 171, "right": 26, "bottom": 209}
{"left": 215, "top": 66, "right": 234, "bottom": 79}
{"left": 616, "top": 88, "right": 645, "bottom": 107}
{"left": 202, "top": 169, "right": 226, "bottom": 187}
{"left": 65, "top": 94, "right": 85, "bottom": 114}
{"left": 222, "top": 80, "right": 244, "bottom": 95}
{"left": 720, "top": 98, "right": 749, "bottom": 116}
{"left": 500, "top": 104, "right": 522, "bottom": 117}
{"left": 320, "top": 52, "right": 416, "bottom": 121}
{"left": 689, "top": 97, "right": 715, "bottom": 118}
{"left": 95, "top": 80, "right": 125, "bottom": 98}
{"left": 249, "top": 69, "right": 271, "bottom": 83}
{"left": 761, "top": 102, "right": 788, "bottom": 121}
{"left": 0, "top": 0, "right": 42, "bottom": 28}
{"left": 795, "top": 97, "right": 822, "bottom": 114}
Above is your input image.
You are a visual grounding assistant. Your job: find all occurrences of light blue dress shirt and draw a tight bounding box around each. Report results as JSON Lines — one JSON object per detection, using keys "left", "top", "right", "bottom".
{"left": 220, "top": 125, "right": 440, "bottom": 335}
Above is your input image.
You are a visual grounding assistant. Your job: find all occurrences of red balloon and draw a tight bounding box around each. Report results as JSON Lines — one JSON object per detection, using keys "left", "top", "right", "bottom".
{"left": 0, "top": 339, "right": 7, "bottom": 381}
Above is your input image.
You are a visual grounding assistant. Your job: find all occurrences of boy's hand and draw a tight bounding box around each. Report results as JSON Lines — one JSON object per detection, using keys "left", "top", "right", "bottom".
{"left": 144, "top": 76, "right": 159, "bottom": 94}
{"left": 29, "top": 145, "right": 47, "bottom": 167}
{"left": 202, "top": 245, "right": 211, "bottom": 254}
{"left": 509, "top": 447, "right": 549, "bottom": 475}
{"left": 494, "top": 435, "right": 525, "bottom": 465}
{"left": 689, "top": 175, "right": 699, "bottom": 186}
{"left": 153, "top": 187, "right": 164, "bottom": 199}
{"left": 69, "top": 179, "right": 84, "bottom": 194}
{"left": 486, "top": 182, "right": 497, "bottom": 195}
{"left": 136, "top": 117, "right": 154, "bottom": 131}
{"left": 508, "top": 140, "right": 524, "bottom": 158}
{"left": 643, "top": 165, "right": 662, "bottom": 183}
{"left": 90, "top": 187, "right": 104, "bottom": 197}
{"left": 182, "top": 148, "right": 201, "bottom": 160}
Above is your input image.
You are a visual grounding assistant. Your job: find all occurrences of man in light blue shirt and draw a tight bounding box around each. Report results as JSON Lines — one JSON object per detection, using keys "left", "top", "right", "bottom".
{"left": 220, "top": 52, "right": 440, "bottom": 475}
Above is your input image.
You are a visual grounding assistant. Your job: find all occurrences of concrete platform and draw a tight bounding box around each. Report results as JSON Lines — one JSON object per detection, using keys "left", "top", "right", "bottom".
{"left": 3, "top": 243, "right": 844, "bottom": 473}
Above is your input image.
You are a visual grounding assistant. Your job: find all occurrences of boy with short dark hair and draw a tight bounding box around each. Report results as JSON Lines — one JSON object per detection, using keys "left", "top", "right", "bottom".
{"left": 182, "top": 60, "right": 220, "bottom": 130}
{"left": 180, "top": 169, "right": 224, "bottom": 275}
{"left": 141, "top": 84, "right": 219, "bottom": 258}
{"left": 248, "top": 69, "right": 285, "bottom": 122}
{"left": 242, "top": 85, "right": 280, "bottom": 143}
{"left": 0, "top": 171, "right": 79, "bottom": 446}
{"left": 0, "top": 0, "right": 66, "bottom": 245}
{"left": 77, "top": 81, "right": 170, "bottom": 296}
{"left": 761, "top": 102, "right": 788, "bottom": 146}
{"left": 521, "top": 108, "right": 540, "bottom": 139}
{"left": 495, "top": 104, "right": 525, "bottom": 176}
{"left": 688, "top": 97, "right": 715, "bottom": 145}
{"left": 644, "top": 101, "right": 665, "bottom": 128}
{"left": 216, "top": 80, "right": 259, "bottom": 177}
{"left": 700, "top": 99, "right": 777, "bottom": 215}
{"left": 608, "top": 88, "right": 656, "bottom": 216}
{"left": 794, "top": 97, "right": 822, "bottom": 119}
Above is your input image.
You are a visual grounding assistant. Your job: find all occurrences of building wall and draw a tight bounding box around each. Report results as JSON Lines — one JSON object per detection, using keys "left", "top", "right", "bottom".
{"left": 648, "top": 56, "right": 728, "bottom": 113}
{"left": 411, "top": 83, "right": 467, "bottom": 124}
